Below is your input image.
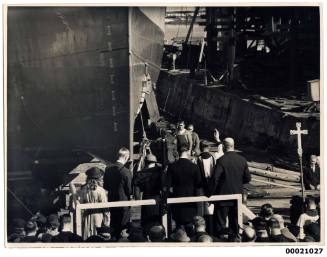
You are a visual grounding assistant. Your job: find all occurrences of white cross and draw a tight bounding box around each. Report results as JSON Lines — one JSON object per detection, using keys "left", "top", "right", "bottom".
{"left": 290, "top": 122, "right": 308, "bottom": 156}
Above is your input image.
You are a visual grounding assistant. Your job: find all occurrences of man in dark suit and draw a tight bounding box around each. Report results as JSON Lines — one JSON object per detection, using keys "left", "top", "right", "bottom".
{"left": 103, "top": 147, "right": 132, "bottom": 237}
{"left": 133, "top": 153, "right": 162, "bottom": 229}
{"left": 304, "top": 155, "right": 320, "bottom": 190}
{"left": 210, "top": 137, "right": 251, "bottom": 236}
{"left": 167, "top": 144, "right": 202, "bottom": 227}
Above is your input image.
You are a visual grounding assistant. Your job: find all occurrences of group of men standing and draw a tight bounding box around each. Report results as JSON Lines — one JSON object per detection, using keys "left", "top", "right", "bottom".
{"left": 77, "top": 122, "right": 252, "bottom": 239}
{"left": 166, "top": 123, "right": 251, "bottom": 235}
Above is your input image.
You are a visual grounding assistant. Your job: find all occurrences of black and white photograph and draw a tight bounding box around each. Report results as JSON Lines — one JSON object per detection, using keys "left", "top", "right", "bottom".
{"left": 4, "top": 3, "right": 323, "bottom": 247}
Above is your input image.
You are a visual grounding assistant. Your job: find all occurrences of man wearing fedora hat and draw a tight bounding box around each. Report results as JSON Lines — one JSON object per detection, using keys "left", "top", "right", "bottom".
{"left": 133, "top": 153, "right": 162, "bottom": 229}
{"left": 77, "top": 166, "right": 109, "bottom": 240}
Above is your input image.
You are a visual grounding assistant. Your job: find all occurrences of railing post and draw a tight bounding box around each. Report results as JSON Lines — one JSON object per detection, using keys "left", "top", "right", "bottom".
{"left": 162, "top": 213, "right": 168, "bottom": 238}
{"left": 237, "top": 194, "right": 243, "bottom": 234}
{"left": 75, "top": 203, "right": 82, "bottom": 237}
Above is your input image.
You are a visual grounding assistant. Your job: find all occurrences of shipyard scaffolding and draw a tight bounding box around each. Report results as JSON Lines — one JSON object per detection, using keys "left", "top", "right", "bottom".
{"left": 159, "top": 7, "right": 320, "bottom": 158}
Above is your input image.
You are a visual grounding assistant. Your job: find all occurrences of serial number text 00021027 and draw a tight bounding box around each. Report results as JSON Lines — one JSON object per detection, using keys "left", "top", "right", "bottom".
{"left": 286, "top": 248, "right": 323, "bottom": 254}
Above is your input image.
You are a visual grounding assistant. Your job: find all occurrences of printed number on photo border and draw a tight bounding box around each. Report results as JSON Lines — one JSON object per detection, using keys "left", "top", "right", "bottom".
{"left": 286, "top": 248, "right": 323, "bottom": 254}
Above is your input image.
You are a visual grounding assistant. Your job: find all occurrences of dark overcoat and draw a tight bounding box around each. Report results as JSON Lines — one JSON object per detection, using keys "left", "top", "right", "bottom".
{"left": 167, "top": 158, "right": 202, "bottom": 225}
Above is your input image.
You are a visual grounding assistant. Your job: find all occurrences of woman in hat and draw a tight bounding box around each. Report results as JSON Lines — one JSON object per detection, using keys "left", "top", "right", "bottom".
{"left": 76, "top": 167, "right": 110, "bottom": 240}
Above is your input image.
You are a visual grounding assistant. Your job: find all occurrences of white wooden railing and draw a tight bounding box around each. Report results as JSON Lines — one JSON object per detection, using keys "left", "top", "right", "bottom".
{"left": 75, "top": 194, "right": 243, "bottom": 237}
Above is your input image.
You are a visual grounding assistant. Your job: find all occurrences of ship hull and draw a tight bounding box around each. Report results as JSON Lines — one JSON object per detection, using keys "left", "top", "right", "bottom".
{"left": 6, "top": 6, "right": 165, "bottom": 218}
{"left": 7, "top": 7, "right": 165, "bottom": 171}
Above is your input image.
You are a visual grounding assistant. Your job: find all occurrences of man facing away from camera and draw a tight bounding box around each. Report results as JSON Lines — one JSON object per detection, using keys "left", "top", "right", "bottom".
{"left": 209, "top": 137, "right": 251, "bottom": 236}
{"left": 103, "top": 147, "right": 133, "bottom": 238}
{"left": 167, "top": 144, "right": 202, "bottom": 227}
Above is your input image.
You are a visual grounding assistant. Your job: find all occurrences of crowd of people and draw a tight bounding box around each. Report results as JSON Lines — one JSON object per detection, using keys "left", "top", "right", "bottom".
{"left": 7, "top": 199, "right": 320, "bottom": 243}
{"left": 7, "top": 122, "right": 321, "bottom": 243}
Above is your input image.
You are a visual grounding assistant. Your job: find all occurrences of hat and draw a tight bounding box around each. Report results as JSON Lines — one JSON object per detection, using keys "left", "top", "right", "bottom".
{"left": 31, "top": 213, "right": 47, "bottom": 225}
{"left": 12, "top": 218, "right": 26, "bottom": 229}
{"left": 149, "top": 225, "right": 166, "bottom": 242}
{"left": 41, "top": 233, "right": 53, "bottom": 242}
{"left": 85, "top": 167, "right": 103, "bottom": 179}
{"left": 200, "top": 140, "right": 210, "bottom": 149}
{"left": 145, "top": 154, "right": 157, "bottom": 163}
{"left": 60, "top": 214, "right": 71, "bottom": 224}
{"left": 127, "top": 221, "right": 143, "bottom": 234}
{"left": 47, "top": 214, "right": 59, "bottom": 227}
{"left": 128, "top": 230, "right": 147, "bottom": 242}
{"left": 25, "top": 220, "right": 37, "bottom": 231}
{"left": 97, "top": 226, "right": 113, "bottom": 235}
{"left": 170, "top": 229, "right": 190, "bottom": 242}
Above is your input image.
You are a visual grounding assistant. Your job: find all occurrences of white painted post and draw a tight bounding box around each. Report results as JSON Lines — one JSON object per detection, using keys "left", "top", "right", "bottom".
{"left": 75, "top": 204, "right": 82, "bottom": 237}
{"left": 162, "top": 213, "right": 168, "bottom": 238}
{"left": 237, "top": 194, "right": 243, "bottom": 234}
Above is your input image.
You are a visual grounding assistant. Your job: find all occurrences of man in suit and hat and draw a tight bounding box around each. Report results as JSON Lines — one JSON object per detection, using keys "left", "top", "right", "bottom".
{"left": 133, "top": 153, "right": 162, "bottom": 229}
{"left": 167, "top": 144, "right": 202, "bottom": 227}
{"left": 77, "top": 166, "right": 109, "bottom": 240}
{"left": 210, "top": 137, "right": 251, "bottom": 236}
{"left": 103, "top": 147, "right": 132, "bottom": 238}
